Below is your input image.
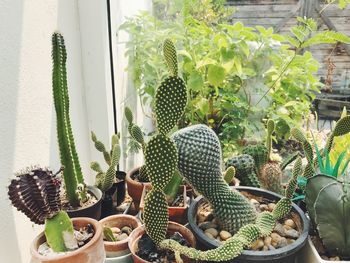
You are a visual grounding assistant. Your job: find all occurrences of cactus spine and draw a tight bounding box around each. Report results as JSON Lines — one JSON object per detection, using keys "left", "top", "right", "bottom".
{"left": 91, "top": 132, "right": 121, "bottom": 192}
{"left": 52, "top": 32, "right": 86, "bottom": 207}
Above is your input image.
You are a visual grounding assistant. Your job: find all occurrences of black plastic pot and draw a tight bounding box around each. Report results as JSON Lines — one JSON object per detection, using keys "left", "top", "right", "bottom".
{"left": 100, "top": 171, "right": 127, "bottom": 219}
{"left": 66, "top": 185, "right": 103, "bottom": 220}
{"left": 188, "top": 186, "right": 309, "bottom": 263}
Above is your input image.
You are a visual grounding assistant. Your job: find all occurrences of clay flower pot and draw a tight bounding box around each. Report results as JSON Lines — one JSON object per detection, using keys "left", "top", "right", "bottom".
{"left": 30, "top": 217, "right": 104, "bottom": 263}
{"left": 128, "top": 221, "right": 196, "bottom": 263}
{"left": 99, "top": 214, "right": 141, "bottom": 262}
{"left": 139, "top": 185, "right": 189, "bottom": 224}
{"left": 66, "top": 185, "right": 103, "bottom": 220}
{"left": 126, "top": 166, "right": 151, "bottom": 206}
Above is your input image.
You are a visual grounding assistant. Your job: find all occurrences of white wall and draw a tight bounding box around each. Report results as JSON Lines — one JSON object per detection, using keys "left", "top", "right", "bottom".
{"left": 0, "top": 0, "right": 91, "bottom": 261}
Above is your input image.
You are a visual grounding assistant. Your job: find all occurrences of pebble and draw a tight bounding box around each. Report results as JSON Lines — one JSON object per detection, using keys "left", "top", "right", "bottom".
{"left": 198, "top": 211, "right": 213, "bottom": 223}
{"left": 205, "top": 228, "right": 218, "bottom": 238}
{"left": 287, "top": 238, "right": 295, "bottom": 245}
{"left": 198, "top": 222, "right": 217, "bottom": 230}
{"left": 219, "top": 230, "right": 232, "bottom": 241}
{"left": 268, "top": 245, "right": 276, "bottom": 250}
{"left": 117, "top": 233, "right": 129, "bottom": 241}
{"left": 271, "top": 233, "right": 282, "bottom": 246}
{"left": 251, "top": 238, "right": 264, "bottom": 250}
{"left": 259, "top": 204, "right": 268, "bottom": 211}
{"left": 250, "top": 199, "right": 259, "bottom": 205}
{"left": 284, "top": 229, "right": 300, "bottom": 239}
{"left": 284, "top": 219, "right": 296, "bottom": 229}
{"left": 205, "top": 232, "right": 214, "bottom": 239}
{"left": 268, "top": 203, "right": 276, "bottom": 211}
{"left": 274, "top": 223, "right": 286, "bottom": 237}
{"left": 278, "top": 237, "right": 288, "bottom": 248}
{"left": 110, "top": 227, "right": 121, "bottom": 234}
{"left": 264, "top": 236, "right": 272, "bottom": 246}
{"left": 329, "top": 256, "right": 340, "bottom": 261}
{"left": 262, "top": 245, "right": 268, "bottom": 251}
{"left": 121, "top": 226, "right": 133, "bottom": 235}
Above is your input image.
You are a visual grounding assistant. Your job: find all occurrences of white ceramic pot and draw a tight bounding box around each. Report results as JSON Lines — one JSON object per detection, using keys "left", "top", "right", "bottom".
{"left": 104, "top": 253, "right": 133, "bottom": 263}
{"left": 297, "top": 237, "right": 350, "bottom": 263}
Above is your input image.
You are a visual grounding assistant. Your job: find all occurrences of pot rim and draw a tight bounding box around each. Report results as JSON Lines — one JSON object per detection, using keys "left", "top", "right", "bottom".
{"left": 30, "top": 217, "right": 102, "bottom": 260}
{"left": 99, "top": 214, "right": 141, "bottom": 247}
{"left": 65, "top": 185, "right": 103, "bottom": 213}
{"left": 126, "top": 166, "right": 152, "bottom": 186}
{"left": 188, "top": 186, "right": 310, "bottom": 260}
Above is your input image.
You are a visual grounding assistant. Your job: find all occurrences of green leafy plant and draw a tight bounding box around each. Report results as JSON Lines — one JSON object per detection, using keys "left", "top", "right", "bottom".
{"left": 141, "top": 38, "right": 301, "bottom": 262}
{"left": 90, "top": 132, "right": 121, "bottom": 192}
{"left": 52, "top": 32, "right": 87, "bottom": 207}
{"left": 8, "top": 167, "right": 78, "bottom": 252}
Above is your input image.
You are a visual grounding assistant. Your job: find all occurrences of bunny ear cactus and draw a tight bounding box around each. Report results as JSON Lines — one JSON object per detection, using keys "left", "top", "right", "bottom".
{"left": 52, "top": 32, "right": 86, "bottom": 207}
{"left": 8, "top": 167, "right": 78, "bottom": 252}
{"left": 91, "top": 132, "right": 121, "bottom": 192}
{"left": 226, "top": 154, "right": 260, "bottom": 187}
{"left": 305, "top": 173, "right": 350, "bottom": 258}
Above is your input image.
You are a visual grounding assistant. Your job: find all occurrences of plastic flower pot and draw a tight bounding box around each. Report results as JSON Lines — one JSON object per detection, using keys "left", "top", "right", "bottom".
{"left": 126, "top": 167, "right": 151, "bottom": 207}
{"left": 128, "top": 221, "right": 196, "bottom": 263}
{"left": 99, "top": 214, "right": 140, "bottom": 263}
{"left": 188, "top": 186, "right": 309, "bottom": 263}
{"left": 30, "top": 217, "right": 105, "bottom": 263}
{"left": 139, "top": 185, "right": 189, "bottom": 224}
{"left": 297, "top": 237, "right": 350, "bottom": 263}
{"left": 66, "top": 185, "right": 103, "bottom": 220}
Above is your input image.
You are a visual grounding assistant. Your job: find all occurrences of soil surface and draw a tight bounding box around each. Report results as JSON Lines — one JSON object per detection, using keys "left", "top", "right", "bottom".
{"left": 137, "top": 232, "right": 190, "bottom": 262}
{"left": 61, "top": 190, "right": 98, "bottom": 210}
{"left": 311, "top": 235, "right": 346, "bottom": 261}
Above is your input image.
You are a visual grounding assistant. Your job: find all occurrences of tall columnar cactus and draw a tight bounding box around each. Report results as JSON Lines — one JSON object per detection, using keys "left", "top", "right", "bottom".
{"left": 90, "top": 132, "right": 121, "bottom": 192}
{"left": 52, "top": 32, "right": 86, "bottom": 207}
{"left": 8, "top": 167, "right": 78, "bottom": 252}
{"left": 141, "top": 39, "right": 299, "bottom": 262}
{"left": 305, "top": 173, "right": 350, "bottom": 258}
{"left": 225, "top": 154, "right": 260, "bottom": 187}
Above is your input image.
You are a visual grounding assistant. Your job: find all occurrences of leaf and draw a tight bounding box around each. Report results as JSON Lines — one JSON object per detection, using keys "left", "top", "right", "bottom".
{"left": 207, "top": 65, "right": 225, "bottom": 86}
{"left": 103, "top": 227, "right": 117, "bottom": 241}
{"left": 177, "top": 50, "right": 192, "bottom": 60}
{"left": 196, "top": 58, "right": 217, "bottom": 69}
{"left": 333, "top": 151, "right": 346, "bottom": 177}
{"left": 188, "top": 72, "right": 204, "bottom": 91}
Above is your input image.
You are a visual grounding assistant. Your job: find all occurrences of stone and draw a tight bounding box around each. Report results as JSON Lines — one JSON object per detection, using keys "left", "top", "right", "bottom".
{"left": 284, "top": 229, "right": 300, "bottom": 239}
{"left": 250, "top": 199, "right": 259, "bottom": 205}
{"left": 262, "top": 245, "right": 269, "bottom": 251}
{"left": 117, "top": 233, "right": 129, "bottom": 241}
{"left": 264, "top": 236, "right": 272, "bottom": 246}
{"left": 205, "top": 232, "right": 214, "bottom": 239}
{"left": 121, "top": 226, "right": 133, "bottom": 235}
{"left": 271, "top": 233, "right": 282, "bottom": 248}
{"left": 268, "top": 244, "right": 276, "bottom": 250}
{"left": 205, "top": 228, "right": 219, "bottom": 238}
{"left": 284, "top": 219, "right": 296, "bottom": 229}
{"left": 110, "top": 227, "right": 121, "bottom": 234}
{"left": 198, "top": 221, "right": 217, "bottom": 230}
{"left": 259, "top": 204, "right": 268, "bottom": 211}
{"left": 251, "top": 238, "right": 264, "bottom": 250}
{"left": 287, "top": 238, "right": 295, "bottom": 245}
{"left": 329, "top": 256, "right": 340, "bottom": 261}
{"left": 274, "top": 223, "right": 286, "bottom": 237}
{"left": 219, "top": 230, "right": 232, "bottom": 241}
{"left": 277, "top": 237, "right": 288, "bottom": 248}
{"left": 268, "top": 203, "right": 276, "bottom": 211}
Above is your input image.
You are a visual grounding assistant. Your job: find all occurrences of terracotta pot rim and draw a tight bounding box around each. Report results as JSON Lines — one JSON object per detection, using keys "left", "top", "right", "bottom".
{"left": 65, "top": 185, "right": 103, "bottom": 213}
{"left": 99, "top": 214, "right": 141, "bottom": 246}
{"left": 126, "top": 166, "right": 151, "bottom": 186}
{"left": 30, "top": 217, "right": 102, "bottom": 260}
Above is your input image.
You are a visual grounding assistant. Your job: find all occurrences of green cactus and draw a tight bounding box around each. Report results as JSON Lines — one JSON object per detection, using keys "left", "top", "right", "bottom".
{"left": 305, "top": 173, "right": 350, "bottom": 258}
{"left": 260, "top": 162, "right": 283, "bottom": 195}
{"left": 242, "top": 144, "right": 269, "bottom": 173}
{"left": 280, "top": 152, "right": 300, "bottom": 171}
{"left": 52, "top": 32, "right": 86, "bottom": 207}
{"left": 225, "top": 154, "right": 260, "bottom": 187}
{"left": 91, "top": 132, "right": 121, "bottom": 192}
{"left": 266, "top": 119, "right": 275, "bottom": 159}
{"left": 8, "top": 167, "right": 77, "bottom": 252}
{"left": 224, "top": 166, "right": 236, "bottom": 184}
{"left": 163, "top": 38, "right": 178, "bottom": 76}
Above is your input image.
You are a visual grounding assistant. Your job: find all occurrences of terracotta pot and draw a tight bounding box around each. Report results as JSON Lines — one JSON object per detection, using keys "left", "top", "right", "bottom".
{"left": 99, "top": 214, "right": 141, "bottom": 260}
{"left": 139, "top": 185, "right": 189, "bottom": 224}
{"left": 126, "top": 167, "right": 151, "bottom": 206}
{"left": 30, "top": 217, "right": 104, "bottom": 263}
{"left": 66, "top": 185, "right": 103, "bottom": 220}
{"left": 128, "top": 221, "right": 196, "bottom": 263}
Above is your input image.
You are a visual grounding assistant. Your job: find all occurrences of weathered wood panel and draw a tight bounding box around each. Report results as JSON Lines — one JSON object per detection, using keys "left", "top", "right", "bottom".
{"left": 227, "top": 0, "right": 350, "bottom": 89}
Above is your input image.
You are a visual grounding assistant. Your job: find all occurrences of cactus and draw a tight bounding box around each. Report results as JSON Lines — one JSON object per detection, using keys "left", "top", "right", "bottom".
{"left": 8, "top": 167, "right": 77, "bottom": 252}
{"left": 242, "top": 144, "right": 269, "bottom": 173}
{"left": 91, "top": 132, "right": 121, "bottom": 192}
{"left": 305, "top": 173, "right": 350, "bottom": 258}
{"left": 260, "top": 162, "right": 283, "bottom": 195}
{"left": 266, "top": 119, "right": 275, "bottom": 159}
{"left": 224, "top": 166, "right": 236, "bottom": 184}
{"left": 225, "top": 154, "right": 260, "bottom": 187}
{"left": 52, "top": 32, "right": 86, "bottom": 207}
{"left": 141, "top": 39, "right": 298, "bottom": 262}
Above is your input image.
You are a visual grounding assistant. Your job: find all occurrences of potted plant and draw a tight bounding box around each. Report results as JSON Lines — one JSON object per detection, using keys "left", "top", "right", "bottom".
{"left": 99, "top": 214, "right": 140, "bottom": 263}
{"left": 8, "top": 167, "right": 105, "bottom": 263}
{"left": 291, "top": 113, "right": 350, "bottom": 262}
{"left": 51, "top": 32, "right": 102, "bottom": 219}
{"left": 90, "top": 132, "right": 126, "bottom": 218}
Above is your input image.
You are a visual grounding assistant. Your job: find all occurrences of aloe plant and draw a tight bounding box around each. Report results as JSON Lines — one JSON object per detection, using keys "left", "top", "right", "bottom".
{"left": 52, "top": 32, "right": 86, "bottom": 207}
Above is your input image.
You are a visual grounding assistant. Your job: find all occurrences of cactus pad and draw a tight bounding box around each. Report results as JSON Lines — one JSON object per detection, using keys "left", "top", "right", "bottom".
{"left": 155, "top": 76, "right": 187, "bottom": 134}
{"left": 145, "top": 134, "right": 178, "bottom": 190}
{"left": 144, "top": 189, "right": 169, "bottom": 244}
{"left": 242, "top": 145, "right": 269, "bottom": 173}
{"left": 163, "top": 39, "right": 178, "bottom": 76}
{"left": 226, "top": 154, "right": 260, "bottom": 187}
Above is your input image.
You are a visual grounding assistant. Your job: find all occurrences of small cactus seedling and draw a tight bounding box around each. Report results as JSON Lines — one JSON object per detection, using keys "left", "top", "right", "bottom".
{"left": 52, "top": 32, "right": 87, "bottom": 207}
{"left": 90, "top": 132, "right": 121, "bottom": 192}
{"left": 8, "top": 167, "right": 78, "bottom": 252}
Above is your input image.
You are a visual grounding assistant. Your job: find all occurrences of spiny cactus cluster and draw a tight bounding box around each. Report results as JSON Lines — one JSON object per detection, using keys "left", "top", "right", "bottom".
{"left": 225, "top": 154, "right": 260, "bottom": 187}
{"left": 52, "top": 32, "right": 86, "bottom": 207}
{"left": 90, "top": 132, "right": 121, "bottom": 192}
{"left": 8, "top": 167, "right": 77, "bottom": 252}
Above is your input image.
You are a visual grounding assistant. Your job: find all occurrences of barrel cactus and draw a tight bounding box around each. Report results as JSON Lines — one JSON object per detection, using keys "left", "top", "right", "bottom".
{"left": 8, "top": 167, "right": 78, "bottom": 252}
{"left": 141, "top": 39, "right": 299, "bottom": 261}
